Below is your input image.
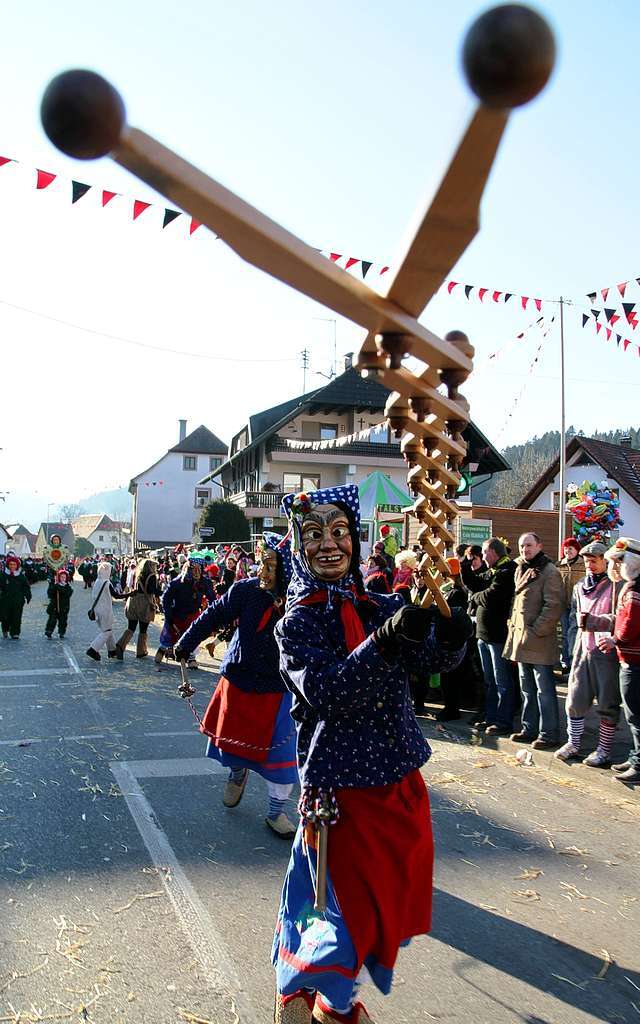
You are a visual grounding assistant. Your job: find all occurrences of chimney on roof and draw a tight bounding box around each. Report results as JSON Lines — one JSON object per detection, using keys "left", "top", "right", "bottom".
{"left": 344, "top": 352, "right": 354, "bottom": 370}
{"left": 620, "top": 434, "right": 632, "bottom": 447}
{"left": 179, "top": 419, "right": 187, "bottom": 442}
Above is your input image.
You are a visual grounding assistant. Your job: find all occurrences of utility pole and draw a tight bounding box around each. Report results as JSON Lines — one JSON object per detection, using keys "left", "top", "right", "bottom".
{"left": 313, "top": 317, "right": 338, "bottom": 378}
{"left": 300, "top": 348, "right": 310, "bottom": 393}
{"left": 558, "top": 296, "right": 567, "bottom": 558}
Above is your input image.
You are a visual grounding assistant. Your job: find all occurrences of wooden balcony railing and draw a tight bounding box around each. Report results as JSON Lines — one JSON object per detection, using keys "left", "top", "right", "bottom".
{"left": 228, "top": 491, "right": 286, "bottom": 510}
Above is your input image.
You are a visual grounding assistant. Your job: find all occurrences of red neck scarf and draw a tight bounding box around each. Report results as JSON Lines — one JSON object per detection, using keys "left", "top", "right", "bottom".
{"left": 299, "top": 588, "right": 368, "bottom": 653}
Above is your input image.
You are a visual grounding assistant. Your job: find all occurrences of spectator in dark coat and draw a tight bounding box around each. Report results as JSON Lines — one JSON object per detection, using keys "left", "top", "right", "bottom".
{"left": 462, "top": 538, "right": 517, "bottom": 734}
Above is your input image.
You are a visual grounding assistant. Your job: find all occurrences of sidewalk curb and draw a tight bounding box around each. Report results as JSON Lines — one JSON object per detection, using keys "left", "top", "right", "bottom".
{"left": 419, "top": 714, "right": 640, "bottom": 805}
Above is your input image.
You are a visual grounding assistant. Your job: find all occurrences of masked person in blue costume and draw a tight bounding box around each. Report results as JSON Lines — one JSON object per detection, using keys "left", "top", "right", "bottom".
{"left": 175, "top": 533, "right": 299, "bottom": 838}
{"left": 272, "top": 485, "right": 472, "bottom": 1024}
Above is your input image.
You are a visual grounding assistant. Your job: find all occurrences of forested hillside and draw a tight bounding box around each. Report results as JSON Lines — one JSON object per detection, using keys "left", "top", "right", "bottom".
{"left": 473, "top": 427, "right": 640, "bottom": 508}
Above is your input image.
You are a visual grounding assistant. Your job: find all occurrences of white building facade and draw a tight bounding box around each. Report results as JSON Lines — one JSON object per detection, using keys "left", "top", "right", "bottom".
{"left": 72, "top": 515, "right": 132, "bottom": 557}
{"left": 130, "top": 421, "right": 227, "bottom": 550}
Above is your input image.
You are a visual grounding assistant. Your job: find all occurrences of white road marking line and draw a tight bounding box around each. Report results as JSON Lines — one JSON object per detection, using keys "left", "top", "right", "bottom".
{"left": 110, "top": 760, "right": 259, "bottom": 1023}
{"left": 0, "top": 668, "right": 75, "bottom": 677}
{"left": 62, "top": 644, "right": 81, "bottom": 675}
{"left": 0, "top": 683, "right": 39, "bottom": 689}
{"left": 121, "top": 757, "right": 225, "bottom": 778}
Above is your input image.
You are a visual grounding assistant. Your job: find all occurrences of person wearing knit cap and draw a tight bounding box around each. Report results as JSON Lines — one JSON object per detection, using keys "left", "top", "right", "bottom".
{"left": 0, "top": 555, "right": 31, "bottom": 639}
{"left": 590, "top": 538, "right": 640, "bottom": 784}
{"left": 174, "top": 533, "right": 298, "bottom": 836}
{"left": 45, "top": 569, "right": 73, "bottom": 639}
{"left": 557, "top": 537, "right": 586, "bottom": 672}
{"left": 554, "top": 541, "right": 622, "bottom": 767}
{"left": 271, "top": 485, "right": 472, "bottom": 1024}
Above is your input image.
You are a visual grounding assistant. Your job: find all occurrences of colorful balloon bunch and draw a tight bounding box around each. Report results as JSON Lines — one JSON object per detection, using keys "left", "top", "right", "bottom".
{"left": 565, "top": 480, "right": 623, "bottom": 543}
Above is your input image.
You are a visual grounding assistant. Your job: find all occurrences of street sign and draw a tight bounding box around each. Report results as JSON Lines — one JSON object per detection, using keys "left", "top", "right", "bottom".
{"left": 199, "top": 526, "right": 215, "bottom": 537}
{"left": 263, "top": 517, "right": 274, "bottom": 528}
{"left": 457, "top": 518, "right": 492, "bottom": 547}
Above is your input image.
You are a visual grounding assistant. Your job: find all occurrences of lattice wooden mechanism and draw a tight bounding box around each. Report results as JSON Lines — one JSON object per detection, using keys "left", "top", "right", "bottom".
{"left": 39, "top": 5, "right": 555, "bottom": 615}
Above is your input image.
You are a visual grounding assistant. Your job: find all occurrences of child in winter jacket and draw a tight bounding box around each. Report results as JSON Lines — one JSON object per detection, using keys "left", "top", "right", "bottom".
{"left": 45, "top": 569, "right": 73, "bottom": 638}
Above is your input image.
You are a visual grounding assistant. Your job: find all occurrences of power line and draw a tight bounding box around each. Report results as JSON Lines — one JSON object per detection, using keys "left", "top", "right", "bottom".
{"left": 0, "top": 296, "right": 299, "bottom": 364}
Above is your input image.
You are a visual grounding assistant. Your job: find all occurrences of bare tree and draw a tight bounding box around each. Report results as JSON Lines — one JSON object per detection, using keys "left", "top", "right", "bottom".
{"left": 58, "top": 503, "right": 84, "bottom": 523}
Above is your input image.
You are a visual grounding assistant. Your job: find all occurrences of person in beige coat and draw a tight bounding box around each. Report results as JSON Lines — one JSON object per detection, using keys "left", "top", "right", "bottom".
{"left": 503, "top": 532, "right": 565, "bottom": 748}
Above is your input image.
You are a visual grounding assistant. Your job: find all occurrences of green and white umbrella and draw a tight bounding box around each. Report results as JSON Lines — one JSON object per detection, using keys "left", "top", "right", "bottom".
{"left": 358, "top": 471, "right": 412, "bottom": 520}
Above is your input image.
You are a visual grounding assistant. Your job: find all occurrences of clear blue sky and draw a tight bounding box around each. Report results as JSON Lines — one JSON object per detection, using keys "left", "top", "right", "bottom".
{"left": 1, "top": 0, "right": 638, "bottom": 522}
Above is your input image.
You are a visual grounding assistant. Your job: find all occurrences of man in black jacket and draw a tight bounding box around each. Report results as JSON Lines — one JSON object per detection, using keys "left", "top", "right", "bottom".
{"left": 461, "top": 537, "right": 517, "bottom": 735}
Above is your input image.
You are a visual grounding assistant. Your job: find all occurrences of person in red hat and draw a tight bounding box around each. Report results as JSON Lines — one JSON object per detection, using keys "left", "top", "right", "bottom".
{"left": 0, "top": 554, "right": 32, "bottom": 639}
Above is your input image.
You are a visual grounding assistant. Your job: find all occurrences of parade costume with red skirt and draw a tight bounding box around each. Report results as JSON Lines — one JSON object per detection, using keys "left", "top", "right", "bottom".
{"left": 159, "top": 562, "right": 215, "bottom": 651}
{"left": 273, "top": 484, "right": 469, "bottom": 1017}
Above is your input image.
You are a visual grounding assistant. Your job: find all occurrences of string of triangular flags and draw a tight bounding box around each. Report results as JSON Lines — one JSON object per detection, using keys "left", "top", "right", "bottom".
{"left": 494, "top": 315, "right": 556, "bottom": 442}
{"left": 586, "top": 281, "right": 640, "bottom": 303}
{"left": 282, "top": 421, "right": 387, "bottom": 451}
{"left": 582, "top": 305, "right": 640, "bottom": 357}
{"left": 0, "top": 155, "right": 204, "bottom": 236}
{"left": 320, "top": 250, "right": 544, "bottom": 309}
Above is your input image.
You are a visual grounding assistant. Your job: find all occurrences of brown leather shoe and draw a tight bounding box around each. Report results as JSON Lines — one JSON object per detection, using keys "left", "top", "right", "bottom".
{"left": 510, "top": 731, "right": 535, "bottom": 743}
{"left": 532, "top": 738, "right": 558, "bottom": 751}
{"left": 223, "top": 771, "right": 249, "bottom": 808}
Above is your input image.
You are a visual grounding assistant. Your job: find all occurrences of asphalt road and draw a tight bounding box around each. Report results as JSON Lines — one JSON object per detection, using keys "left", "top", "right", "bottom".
{"left": 1, "top": 581, "right": 639, "bottom": 1024}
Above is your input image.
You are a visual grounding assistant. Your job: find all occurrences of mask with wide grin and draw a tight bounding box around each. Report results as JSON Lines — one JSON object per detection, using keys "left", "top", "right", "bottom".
{"left": 301, "top": 503, "right": 353, "bottom": 581}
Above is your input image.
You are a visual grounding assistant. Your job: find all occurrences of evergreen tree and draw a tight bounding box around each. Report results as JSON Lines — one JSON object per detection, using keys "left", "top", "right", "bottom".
{"left": 198, "top": 500, "right": 250, "bottom": 542}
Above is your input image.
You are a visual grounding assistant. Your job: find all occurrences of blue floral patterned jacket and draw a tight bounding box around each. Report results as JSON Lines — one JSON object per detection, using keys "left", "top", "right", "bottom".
{"left": 275, "top": 571, "right": 465, "bottom": 789}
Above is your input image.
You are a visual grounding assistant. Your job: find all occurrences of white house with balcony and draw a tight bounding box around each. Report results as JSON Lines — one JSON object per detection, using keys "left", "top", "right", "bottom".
{"left": 129, "top": 421, "right": 228, "bottom": 550}
{"left": 199, "top": 363, "right": 507, "bottom": 538}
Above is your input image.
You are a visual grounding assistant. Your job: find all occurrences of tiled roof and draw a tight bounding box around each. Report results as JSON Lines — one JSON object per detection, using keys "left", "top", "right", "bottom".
{"left": 517, "top": 436, "right": 640, "bottom": 508}
{"left": 169, "top": 425, "right": 228, "bottom": 455}
{"left": 249, "top": 391, "right": 319, "bottom": 442}
{"left": 305, "top": 367, "right": 391, "bottom": 410}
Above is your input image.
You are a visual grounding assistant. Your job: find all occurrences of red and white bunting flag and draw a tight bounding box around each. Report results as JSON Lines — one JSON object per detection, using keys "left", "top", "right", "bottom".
{"left": 0, "top": 156, "right": 13, "bottom": 167}
{"left": 447, "top": 281, "right": 459, "bottom": 294}
{"left": 329, "top": 252, "right": 341, "bottom": 262}
{"left": 618, "top": 282, "right": 627, "bottom": 297}
{"left": 521, "top": 296, "right": 529, "bottom": 310}
{"left": 189, "top": 218, "right": 201, "bottom": 236}
{"left": 478, "top": 287, "right": 487, "bottom": 302}
{"left": 345, "top": 257, "right": 359, "bottom": 270}
{"left": 492, "top": 290, "right": 502, "bottom": 302}
{"left": 102, "top": 190, "right": 118, "bottom": 206}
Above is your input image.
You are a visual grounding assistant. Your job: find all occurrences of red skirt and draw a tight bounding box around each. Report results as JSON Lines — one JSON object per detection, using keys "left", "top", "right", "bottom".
{"left": 274, "top": 769, "right": 433, "bottom": 1003}
{"left": 200, "top": 676, "right": 283, "bottom": 765}
{"left": 328, "top": 769, "right": 433, "bottom": 976}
